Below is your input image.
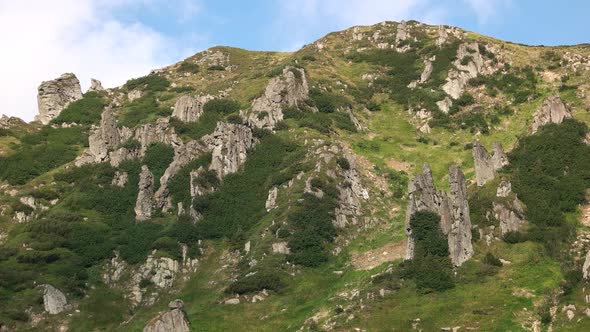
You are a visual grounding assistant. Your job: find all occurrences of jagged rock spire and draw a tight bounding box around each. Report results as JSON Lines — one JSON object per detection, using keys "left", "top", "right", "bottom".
{"left": 472, "top": 141, "right": 509, "bottom": 186}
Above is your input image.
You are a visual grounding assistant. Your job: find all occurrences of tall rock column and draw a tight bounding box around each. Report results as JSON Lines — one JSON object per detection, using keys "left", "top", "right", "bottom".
{"left": 208, "top": 122, "right": 255, "bottom": 179}
{"left": 135, "top": 165, "right": 155, "bottom": 221}
{"left": 531, "top": 95, "right": 572, "bottom": 133}
{"left": 35, "top": 73, "right": 83, "bottom": 124}
{"left": 472, "top": 141, "right": 509, "bottom": 186}
{"left": 448, "top": 166, "right": 474, "bottom": 266}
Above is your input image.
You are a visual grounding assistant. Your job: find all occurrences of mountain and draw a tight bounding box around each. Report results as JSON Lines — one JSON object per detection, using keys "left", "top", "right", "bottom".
{"left": 1, "top": 20, "right": 590, "bottom": 331}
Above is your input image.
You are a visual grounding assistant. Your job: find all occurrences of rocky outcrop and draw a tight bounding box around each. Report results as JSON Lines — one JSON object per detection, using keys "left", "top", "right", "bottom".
{"left": 447, "top": 166, "right": 474, "bottom": 266}
{"left": 41, "top": 284, "right": 70, "bottom": 315}
{"left": 134, "top": 118, "right": 183, "bottom": 155}
{"left": 272, "top": 242, "right": 290, "bottom": 254}
{"left": 172, "top": 95, "right": 213, "bottom": 123}
{"left": 442, "top": 43, "right": 496, "bottom": 99}
{"left": 406, "top": 164, "right": 473, "bottom": 266}
{"left": 135, "top": 165, "right": 154, "bottom": 221}
{"left": 496, "top": 180, "right": 512, "bottom": 197}
{"left": 143, "top": 300, "right": 190, "bottom": 332}
{"left": 88, "top": 107, "right": 121, "bottom": 163}
{"left": 531, "top": 96, "right": 572, "bottom": 133}
{"left": 36, "top": 73, "right": 83, "bottom": 124}
{"left": 0, "top": 114, "right": 26, "bottom": 129}
{"left": 436, "top": 25, "right": 448, "bottom": 47}
{"left": 583, "top": 250, "right": 590, "bottom": 280}
{"left": 405, "top": 164, "right": 452, "bottom": 260}
{"left": 265, "top": 187, "right": 278, "bottom": 211}
{"left": 395, "top": 21, "right": 412, "bottom": 52}
{"left": 112, "top": 171, "right": 129, "bottom": 187}
{"left": 208, "top": 122, "right": 255, "bottom": 178}
{"left": 102, "top": 252, "right": 127, "bottom": 286}
{"left": 247, "top": 67, "right": 309, "bottom": 130}
{"left": 472, "top": 141, "right": 508, "bottom": 186}
{"left": 408, "top": 56, "right": 435, "bottom": 88}
{"left": 436, "top": 97, "right": 453, "bottom": 114}
{"left": 88, "top": 78, "right": 104, "bottom": 92}
{"left": 493, "top": 199, "right": 527, "bottom": 235}
{"left": 334, "top": 153, "right": 369, "bottom": 228}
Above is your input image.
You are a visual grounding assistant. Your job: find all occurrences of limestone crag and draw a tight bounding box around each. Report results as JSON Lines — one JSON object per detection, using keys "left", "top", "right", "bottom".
{"left": 172, "top": 95, "right": 213, "bottom": 123}
{"left": 247, "top": 67, "right": 309, "bottom": 130}
{"left": 496, "top": 180, "right": 512, "bottom": 197}
{"left": 36, "top": 73, "right": 83, "bottom": 124}
{"left": 265, "top": 187, "right": 278, "bottom": 211}
{"left": 447, "top": 166, "right": 474, "bottom": 266}
{"left": 584, "top": 250, "right": 590, "bottom": 280}
{"left": 102, "top": 252, "right": 127, "bottom": 286}
{"left": 405, "top": 164, "right": 473, "bottom": 266}
{"left": 88, "top": 107, "right": 121, "bottom": 163}
{"left": 531, "top": 96, "right": 572, "bottom": 133}
{"left": 493, "top": 199, "right": 527, "bottom": 235}
{"left": 135, "top": 165, "right": 155, "bottom": 221}
{"left": 472, "top": 141, "right": 508, "bottom": 186}
{"left": 41, "top": 284, "right": 70, "bottom": 315}
{"left": 409, "top": 56, "right": 435, "bottom": 89}
{"left": 334, "top": 153, "right": 369, "bottom": 228}
{"left": 208, "top": 122, "right": 256, "bottom": 178}
{"left": 112, "top": 171, "right": 129, "bottom": 187}
{"left": 0, "top": 114, "right": 26, "bottom": 129}
{"left": 405, "top": 164, "right": 452, "bottom": 260}
{"left": 143, "top": 300, "right": 190, "bottom": 332}
{"left": 88, "top": 78, "right": 104, "bottom": 92}
{"left": 442, "top": 43, "right": 497, "bottom": 99}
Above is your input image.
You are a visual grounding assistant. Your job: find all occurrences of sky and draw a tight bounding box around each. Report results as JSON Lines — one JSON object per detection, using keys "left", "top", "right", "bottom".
{"left": 1, "top": 0, "right": 589, "bottom": 121}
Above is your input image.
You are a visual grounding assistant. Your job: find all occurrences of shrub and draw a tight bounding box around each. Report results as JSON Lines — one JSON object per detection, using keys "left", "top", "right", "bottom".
{"left": 309, "top": 88, "right": 347, "bottom": 113}
{"left": 177, "top": 61, "right": 199, "bottom": 74}
{"left": 226, "top": 271, "right": 285, "bottom": 294}
{"left": 502, "top": 231, "right": 528, "bottom": 244}
{"left": 118, "top": 94, "right": 170, "bottom": 127}
{"left": 207, "top": 65, "right": 225, "bottom": 71}
{"left": 142, "top": 143, "right": 175, "bottom": 187}
{"left": 336, "top": 157, "right": 350, "bottom": 170}
{"left": 226, "top": 114, "right": 243, "bottom": 124}
{"left": 203, "top": 99, "right": 240, "bottom": 114}
{"left": 125, "top": 74, "right": 170, "bottom": 92}
{"left": 52, "top": 92, "right": 107, "bottom": 125}
{"left": 167, "top": 153, "right": 211, "bottom": 206}
{"left": 170, "top": 86, "right": 196, "bottom": 93}
{"left": 483, "top": 252, "right": 503, "bottom": 266}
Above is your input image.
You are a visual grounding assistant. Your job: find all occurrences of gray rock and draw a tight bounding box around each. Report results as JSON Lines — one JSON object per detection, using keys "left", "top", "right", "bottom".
{"left": 172, "top": 95, "right": 213, "bottom": 123}
{"left": 436, "top": 25, "right": 448, "bottom": 47}
{"left": 143, "top": 305, "right": 190, "bottom": 332}
{"left": 472, "top": 141, "right": 508, "bottom": 186}
{"left": 112, "top": 171, "right": 129, "bottom": 187}
{"left": 76, "top": 107, "right": 122, "bottom": 165}
{"left": 36, "top": 73, "right": 83, "bottom": 124}
{"left": 496, "top": 180, "right": 512, "bottom": 197}
{"left": 128, "top": 89, "right": 143, "bottom": 101}
{"left": 493, "top": 199, "right": 527, "bottom": 235}
{"left": 448, "top": 166, "right": 474, "bottom": 266}
{"left": 41, "top": 284, "right": 70, "bottom": 315}
{"left": 88, "top": 78, "right": 104, "bottom": 92}
{"left": 531, "top": 96, "right": 572, "bottom": 133}
{"left": 265, "top": 187, "right": 278, "bottom": 211}
{"left": 442, "top": 43, "right": 495, "bottom": 99}
{"left": 405, "top": 164, "right": 452, "bottom": 260}
{"left": 0, "top": 114, "right": 26, "bottom": 129}
{"left": 208, "top": 122, "right": 255, "bottom": 179}
{"left": 135, "top": 165, "right": 154, "bottom": 221}
{"left": 272, "top": 242, "right": 290, "bottom": 254}
{"left": 584, "top": 250, "right": 590, "bottom": 279}
{"left": 436, "top": 97, "right": 453, "bottom": 114}
{"left": 334, "top": 153, "right": 369, "bottom": 228}
{"left": 247, "top": 67, "right": 309, "bottom": 130}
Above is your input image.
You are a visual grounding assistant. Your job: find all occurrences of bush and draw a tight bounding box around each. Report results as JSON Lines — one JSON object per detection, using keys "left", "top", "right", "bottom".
{"left": 336, "top": 157, "right": 350, "bottom": 170}
{"left": 142, "top": 143, "right": 175, "bottom": 187}
{"left": 502, "top": 231, "right": 527, "bottom": 244}
{"left": 207, "top": 65, "right": 225, "bottom": 71}
{"left": 483, "top": 252, "right": 503, "bottom": 266}
{"left": 118, "top": 94, "right": 170, "bottom": 127}
{"left": 177, "top": 61, "right": 199, "bottom": 74}
{"left": 52, "top": 92, "right": 107, "bottom": 125}
{"left": 309, "top": 88, "right": 347, "bottom": 113}
{"left": 226, "top": 271, "right": 285, "bottom": 294}
{"left": 203, "top": 98, "right": 240, "bottom": 114}
{"left": 125, "top": 74, "right": 170, "bottom": 92}
{"left": 226, "top": 114, "right": 243, "bottom": 124}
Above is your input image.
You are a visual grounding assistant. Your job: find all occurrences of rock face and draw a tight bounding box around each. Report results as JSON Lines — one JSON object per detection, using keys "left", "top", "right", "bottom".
{"left": 88, "top": 107, "right": 121, "bottom": 163}
{"left": 472, "top": 141, "right": 509, "bottom": 186}
{"left": 0, "top": 114, "right": 26, "bottom": 129}
{"left": 247, "top": 67, "right": 309, "bottom": 130}
{"left": 334, "top": 153, "right": 369, "bottom": 228}
{"left": 496, "top": 180, "right": 512, "bottom": 197}
{"left": 36, "top": 73, "right": 83, "bottom": 124}
{"left": 405, "top": 164, "right": 473, "bottom": 266}
{"left": 447, "top": 166, "right": 474, "bottom": 266}
{"left": 42, "top": 284, "right": 70, "bottom": 315}
{"left": 135, "top": 165, "right": 154, "bottom": 221}
{"left": 531, "top": 96, "right": 572, "bottom": 133}
{"left": 143, "top": 300, "right": 190, "bottom": 332}
{"left": 172, "top": 95, "right": 213, "bottom": 123}
{"left": 208, "top": 122, "right": 255, "bottom": 178}
{"left": 493, "top": 199, "right": 527, "bottom": 235}
{"left": 442, "top": 43, "right": 496, "bottom": 99}
{"left": 265, "top": 187, "right": 278, "bottom": 211}
{"left": 88, "top": 78, "right": 104, "bottom": 92}
{"left": 405, "top": 164, "right": 452, "bottom": 260}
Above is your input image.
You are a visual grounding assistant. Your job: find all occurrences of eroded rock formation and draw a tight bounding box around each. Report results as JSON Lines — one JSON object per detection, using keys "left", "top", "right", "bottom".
{"left": 531, "top": 96, "right": 572, "bottom": 133}
{"left": 143, "top": 300, "right": 190, "bottom": 332}
{"left": 493, "top": 199, "right": 527, "bottom": 235}
{"left": 265, "top": 187, "right": 278, "bottom": 211}
{"left": 442, "top": 43, "right": 497, "bottom": 99}
{"left": 172, "top": 95, "right": 213, "bottom": 123}
{"left": 208, "top": 122, "right": 255, "bottom": 178}
{"left": 584, "top": 250, "right": 590, "bottom": 280}
{"left": 247, "top": 67, "right": 309, "bottom": 130}
{"left": 472, "top": 141, "right": 508, "bottom": 186}
{"left": 36, "top": 73, "right": 83, "bottom": 124}
{"left": 135, "top": 165, "right": 154, "bottom": 221}
{"left": 88, "top": 78, "right": 104, "bottom": 92}
{"left": 448, "top": 166, "right": 474, "bottom": 266}
{"left": 41, "top": 284, "right": 70, "bottom": 315}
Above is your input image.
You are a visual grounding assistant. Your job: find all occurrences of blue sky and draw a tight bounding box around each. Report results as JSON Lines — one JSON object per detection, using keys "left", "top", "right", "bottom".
{"left": 1, "top": 0, "right": 589, "bottom": 120}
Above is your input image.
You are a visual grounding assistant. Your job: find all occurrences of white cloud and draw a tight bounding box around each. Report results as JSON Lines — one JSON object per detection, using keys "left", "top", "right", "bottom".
{"left": 0, "top": 0, "right": 197, "bottom": 121}
{"left": 463, "top": 0, "right": 512, "bottom": 24}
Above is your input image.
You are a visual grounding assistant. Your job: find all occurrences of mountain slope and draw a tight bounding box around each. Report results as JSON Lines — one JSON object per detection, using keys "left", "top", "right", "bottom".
{"left": 1, "top": 20, "right": 590, "bottom": 331}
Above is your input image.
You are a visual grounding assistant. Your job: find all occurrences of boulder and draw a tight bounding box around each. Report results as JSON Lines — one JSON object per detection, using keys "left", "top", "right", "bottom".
{"left": 0, "top": 114, "right": 26, "bottom": 129}
{"left": 143, "top": 301, "right": 190, "bottom": 332}
{"left": 112, "top": 171, "right": 129, "bottom": 187}
{"left": 36, "top": 73, "right": 83, "bottom": 124}
{"left": 135, "top": 165, "right": 154, "bottom": 221}
{"left": 531, "top": 96, "right": 572, "bottom": 133}
{"left": 448, "top": 166, "right": 474, "bottom": 266}
{"left": 172, "top": 95, "right": 213, "bottom": 123}
{"left": 247, "top": 67, "right": 309, "bottom": 130}
{"left": 208, "top": 122, "right": 256, "bottom": 179}
{"left": 272, "top": 242, "right": 290, "bottom": 254}
{"left": 493, "top": 200, "right": 527, "bottom": 235}
{"left": 88, "top": 78, "right": 104, "bottom": 92}
{"left": 41, "top": 284, "right": 70, "bottom": 315}
{"left": 436, "top": 97, "right": 453, "bottom": 114}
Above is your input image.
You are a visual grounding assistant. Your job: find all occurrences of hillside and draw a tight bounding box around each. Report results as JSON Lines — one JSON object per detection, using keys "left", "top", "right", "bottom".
{"left": 2, "top": 20, "right": 590, "bottom": 331}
